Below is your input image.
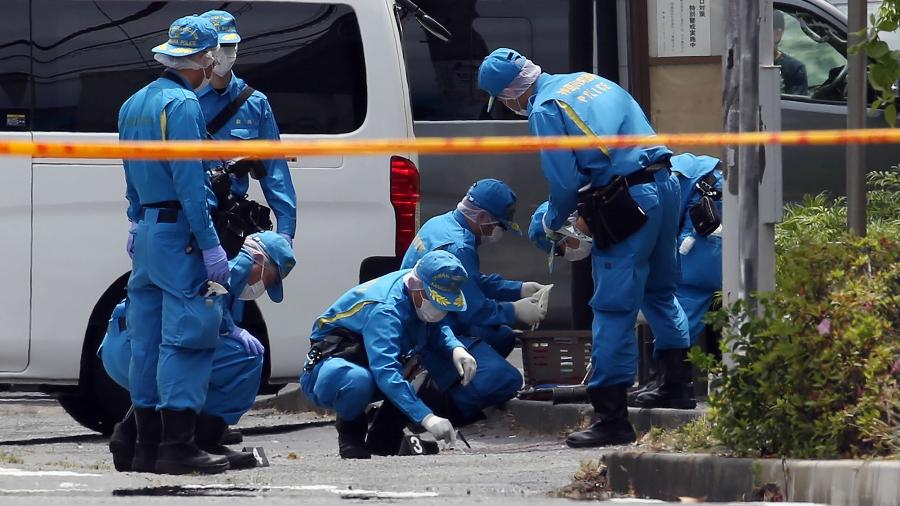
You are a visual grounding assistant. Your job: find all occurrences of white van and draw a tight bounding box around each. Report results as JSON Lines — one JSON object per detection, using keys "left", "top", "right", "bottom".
{"left": 0, "top": 0, "right": 419, "bottom": 433}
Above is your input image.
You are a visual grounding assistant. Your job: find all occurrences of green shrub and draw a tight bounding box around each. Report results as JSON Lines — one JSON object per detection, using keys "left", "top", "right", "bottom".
{"left": 694, "top": 167, "right": 900, "bottom": 458}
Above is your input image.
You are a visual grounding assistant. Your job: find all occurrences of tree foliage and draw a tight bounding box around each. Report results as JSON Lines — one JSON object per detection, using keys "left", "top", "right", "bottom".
{"left": 853, "top": 0, "right": 900, "bottom": 126}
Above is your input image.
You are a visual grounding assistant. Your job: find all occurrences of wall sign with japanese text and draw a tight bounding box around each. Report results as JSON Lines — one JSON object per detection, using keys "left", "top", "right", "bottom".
{"left": 657, "top": 0, "right": 712, "bottom": 57}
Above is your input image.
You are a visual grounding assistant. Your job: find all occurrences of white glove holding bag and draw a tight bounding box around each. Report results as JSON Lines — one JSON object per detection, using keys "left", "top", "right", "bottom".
{"left": 520, "top": 281, "right": 549, "bottom": 298}
{"left": 513, "top": 297, "right": 546, "bottom": 325}
{"left": 452, "top": 347, "right": 477, "bottom": 386}
{"left": 421, "top": 414, "right": 456, "bottom": 444}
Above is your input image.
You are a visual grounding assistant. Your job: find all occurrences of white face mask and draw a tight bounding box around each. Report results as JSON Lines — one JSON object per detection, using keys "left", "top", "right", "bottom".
{"left": 194, "top": 67, "right": 213, "bottom": 92}
{"left": 239, "top": 279, "right": 266, "bottom": 300}
{"left": 482, "top": 224, "right": 504, "bottom": 244}
{"left": 563, "top": 238, "right": 592, "bottom": 262}
{"left": 213, "top": 46, "right": 237, "bottom": 77}
{"left": 415, "top": 297, "right": 447, "bottom": 323}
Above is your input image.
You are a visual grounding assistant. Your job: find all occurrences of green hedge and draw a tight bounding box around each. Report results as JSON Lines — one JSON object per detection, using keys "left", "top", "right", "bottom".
{"left": 693, "top": 166, "right": 900, "bottom": 458}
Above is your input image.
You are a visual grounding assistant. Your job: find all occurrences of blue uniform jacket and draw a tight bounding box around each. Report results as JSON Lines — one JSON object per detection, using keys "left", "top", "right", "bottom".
{"left": 198, "top": 75, "right": 297, "bottom": 237}
{"left": 309, "top": 270, "right": 464, "bottom": 423}
{"left": 670, "top": 153, "right": 723, "bottom": 292}
{"left": 119, "top": 72, "right": 219, "bottom": 250}
{"left": 527, "top": 72, "right": 673, "bottom": 230}
{"left": 218, "top": 250, "right": 254, "bottom": 338}
{"left": 400, "top": 211, "right": 522, "bottom": 331}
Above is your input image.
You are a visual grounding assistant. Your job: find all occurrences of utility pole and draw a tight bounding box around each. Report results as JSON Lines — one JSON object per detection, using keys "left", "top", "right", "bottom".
{"left": 722, "top": 0, "right": 761, "bottom": 306}
{"left": 847, "top": 0, "right": 867, "bottom": 236}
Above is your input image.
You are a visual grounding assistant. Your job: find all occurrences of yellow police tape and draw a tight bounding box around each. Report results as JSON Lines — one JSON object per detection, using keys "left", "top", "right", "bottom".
{"left": 2, "top": 128, "right": 900, "bottom": 160}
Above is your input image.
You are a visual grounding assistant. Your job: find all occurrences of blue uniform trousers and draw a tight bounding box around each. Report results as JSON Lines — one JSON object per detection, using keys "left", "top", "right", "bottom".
{"left": 300, "top": 337, "right": 522, "bottom": 421}
{"left": 101, "top": 331, "right": 262, "bottom": 425}
{"left": 126, "top": 208, "right": 224, "bottom": 412}
{"left": 588, "top": 170, "right": 690, "bottom": 387}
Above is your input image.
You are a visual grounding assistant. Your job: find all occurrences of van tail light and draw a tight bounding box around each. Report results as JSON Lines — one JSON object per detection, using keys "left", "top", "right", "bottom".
{"left": 390, "top": 156, "right": 420, "bottom": 257}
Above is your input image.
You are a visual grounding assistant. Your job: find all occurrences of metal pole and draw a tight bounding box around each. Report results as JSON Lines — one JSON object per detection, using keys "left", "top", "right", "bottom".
{"left": 847, "top": 0, "right": 867, "bottom": 236}
{"left": 739, "top": 0, "right": 761, "bottom": 302}
{"left": 722, "top": 0, "right": 741, "bottom": 310}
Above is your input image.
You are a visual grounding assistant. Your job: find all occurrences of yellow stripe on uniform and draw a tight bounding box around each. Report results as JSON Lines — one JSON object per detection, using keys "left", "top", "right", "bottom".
{"left": 315, "top": 300, "right": 376, "bottom": 329}
{"left": 160, "top": 110, "right": 168, "bottom": 141}
{"left": 556, "top": 100, "right": 610, "bottom": 157}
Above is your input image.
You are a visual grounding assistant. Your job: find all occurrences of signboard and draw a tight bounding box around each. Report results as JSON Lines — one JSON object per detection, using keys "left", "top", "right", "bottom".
{"left": 657, "top": 0, "right": 712, "bottom": 57}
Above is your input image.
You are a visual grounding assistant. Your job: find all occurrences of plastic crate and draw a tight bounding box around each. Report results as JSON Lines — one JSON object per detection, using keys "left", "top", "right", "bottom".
{"left": 519, "top": 330, "right": 592, "bottom": 386}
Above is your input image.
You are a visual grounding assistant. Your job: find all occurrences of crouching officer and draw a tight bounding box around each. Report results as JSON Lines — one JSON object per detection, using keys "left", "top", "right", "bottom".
{"left": 479, "top": 48, "right": 690, "bottom": 448}
{"left": 629, "top": 153, "right": 723, "bottom": 408}
{"left": 402, "top": 179, "right": 548, "bottom": 358}
{"left": 102, "top": 232, "right": 295, "bottom": 472}
{"left": 198, "top": 10, "right": 297, "bottom": 250}
{"left": 300, "top": 251, "right": 476, "bottom": 459}
{"left": 120, "top": 15, "right": 230, "bottom": 475}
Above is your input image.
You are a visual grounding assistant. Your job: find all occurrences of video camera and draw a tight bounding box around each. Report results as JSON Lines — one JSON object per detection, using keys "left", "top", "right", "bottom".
{"left": 209, "top": 158, "right": 273, "bottom": 259}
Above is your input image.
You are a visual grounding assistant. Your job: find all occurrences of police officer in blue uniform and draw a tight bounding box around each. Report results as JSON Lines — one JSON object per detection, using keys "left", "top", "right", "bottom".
{"left": 103, "top": 232, "right": 295, "bottom": 472}
{"left": 629, "top": 153, "right": 723, "bottom": 408}
{"left": 197, "top": 10, "right": 297, "bottom": 246}
{"left": 479, "top": 48, "right": 691, "bottom": 448}
{"left": 401, "top": 179, "right": 547, "bottom": 358}
{"left": 119, "top": 16, "right": 230, "bottom": 474}
{"left": 300, "top": 251, "right": 477, "bottom": 459}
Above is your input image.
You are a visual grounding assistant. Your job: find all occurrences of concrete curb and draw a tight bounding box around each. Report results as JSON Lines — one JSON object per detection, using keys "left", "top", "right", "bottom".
{"left": 505, "top": 399, "right": 705, "bottom": 435}
{"left": 604, "top": 451, "right": 900, "bottom": 506}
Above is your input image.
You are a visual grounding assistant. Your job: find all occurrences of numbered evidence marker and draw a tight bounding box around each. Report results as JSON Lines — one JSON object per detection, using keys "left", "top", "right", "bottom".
{"left": 242, "top": 447, "right": 270, "bottom": 467}
{"left": 398, "top": 433, "right": 439, "bottom": 456}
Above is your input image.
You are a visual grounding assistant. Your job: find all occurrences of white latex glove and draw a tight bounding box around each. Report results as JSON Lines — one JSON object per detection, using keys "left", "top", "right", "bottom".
{"left": 421, "top": 414, "right": 456, "bottom": 444}
{"left": 452, "top": 347, "right": 477, "bottom": 386}
{"left": 520, "top": 282, "right": 548, "bottom": 298}
{"left": 513, "top": 297, "right": 547, "bottom": 326}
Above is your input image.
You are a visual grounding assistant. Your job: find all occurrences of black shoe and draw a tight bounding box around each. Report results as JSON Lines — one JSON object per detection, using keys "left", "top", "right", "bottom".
{"left": 109, "top": 407, "right": 136, "bottom": 472}
{"left": 132, "top": 407, "right": 161, "bottom": 473}
{"left": 565, "top": 386, "right": 636, "bottom": 448}
{"left": 631, "top": 348, "right": 697, "bottom": 410}
{"left": 365, "top": 401, "right": 408, "bottom": 456}
{"left": 627, "top": 356, "right": 660, "bottom": 405}
{"left": 336, "top": 416, "right": 371, "bottom": 459}
{"left": 221, "top": 427, "right": 243, "bottom": 445}
{"left": 195, "top": 413, "right": 256, "bottom": 470}
{"left": 155, "top": 408, "right": 230, "bottom": 475}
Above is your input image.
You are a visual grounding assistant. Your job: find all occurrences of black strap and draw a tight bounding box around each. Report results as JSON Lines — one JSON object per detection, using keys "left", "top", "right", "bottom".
{"left": 207, "top": 85, "right": 255, "bottom": 135}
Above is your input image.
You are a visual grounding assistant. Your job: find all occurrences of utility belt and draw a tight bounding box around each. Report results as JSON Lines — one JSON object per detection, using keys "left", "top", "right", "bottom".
{"left": 688, "top": 172, "right": 722, "bottom": 237}
{"left": 210, "top": 159, "right": 273, "bottom": 259}
{"left": 140, "top": 200, "right": 182, "bottom": 223}
{"left": 304, "top": 328, "right": 369, "bottom": 374}
{"left": 576, "top": 161, "right": 670, "bottom": 250}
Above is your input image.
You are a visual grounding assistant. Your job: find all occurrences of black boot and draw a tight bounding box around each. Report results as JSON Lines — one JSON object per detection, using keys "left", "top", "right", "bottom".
{"left": 154, "top": 409, "right": 230, "bottom": 475}
{"left": 565, "top": 386, "right": 636, "bottom": 448}
{"left": 627, "top": 356, "right": 660, "bottom": 405}
{"left": 336, "top": 416, "right": 371, "bottom": 459}
{"left": 109, "top": 407, "right": 136, "bottom": 472}
{"left": 221, "top": 427, "right": 243, "bottom": 445}
{"left": 631, "top": 348, "right": 697, "bottom": 409}
{"left": 365, "top": 401, "right": 408, "bottom": 456}
{"left": 195, "top": 413, "right": 256, "bottom": 470}
{"left": 132, "top": 407, "right": 161, "bottom": 473}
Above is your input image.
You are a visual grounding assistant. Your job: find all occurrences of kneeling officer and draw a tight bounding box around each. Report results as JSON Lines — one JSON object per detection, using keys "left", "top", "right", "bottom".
{"left": 300, "top": 250, "right": 476, "bottom": 459}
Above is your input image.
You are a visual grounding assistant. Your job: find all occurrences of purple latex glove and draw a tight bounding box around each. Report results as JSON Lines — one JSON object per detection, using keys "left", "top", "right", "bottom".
{"left": 227, "top": 326, "right": 265, "bottom": 356}
{"left": 126, "top": 223, "right": 138, "bottom": 259}
{"left": 278, "top": 232, "right": 293, "bottom": 248}
{"left": 201, "top": 245, "right": 230, "bottom": 285}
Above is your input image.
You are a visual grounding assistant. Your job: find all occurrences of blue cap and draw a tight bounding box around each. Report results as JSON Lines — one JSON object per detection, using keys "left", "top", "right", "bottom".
{"left": 465, "top": 178, "right": 522, "bottom": 235}
{"left": 200, "top": 10, "right": 242, "bottom": 44}
{"left": 152, "top": 16, "right": 219, "bottom": 57}
{"left": 415, "top": 250, "right": 468, "bottom": 312}
{"left": 247, "top": 231, "right": 296, "bottom": 303}
{"left": 528, "top": 201, "right": 555, "bottom": 254}
{"left": 478, "top": 48, "right": 527, "bottom": 112}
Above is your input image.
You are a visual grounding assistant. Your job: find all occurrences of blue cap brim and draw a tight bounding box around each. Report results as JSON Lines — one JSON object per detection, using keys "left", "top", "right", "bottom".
{"left": 152, "top": 42, "right": 207, "bottom": 57}
{"left": 218, "top": 33, "right": 241, "bottom": 43}
{"left": 267, "top": 280, "right": 284, "bottom": 303}
{"left": 425, "top": 286, "right": 467, "bottom": 312}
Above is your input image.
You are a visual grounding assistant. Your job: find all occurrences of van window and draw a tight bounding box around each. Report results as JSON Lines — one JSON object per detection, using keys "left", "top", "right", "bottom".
{"left": 775, "top": 7, "right": 847, "bottom": 101}
{"left": 30, "top": 1, "right": 367, "bottom": 134}
{"left": 0, "top": 0, "right": 30, "bottom": 131}
{"left": 401, "top": 0, "right": 593, "bottom": 121}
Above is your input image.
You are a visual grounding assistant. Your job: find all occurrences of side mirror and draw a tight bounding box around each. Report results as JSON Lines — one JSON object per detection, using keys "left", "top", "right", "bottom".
{"left": 396, "top": 0, "right": 452, "bottom": 42}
